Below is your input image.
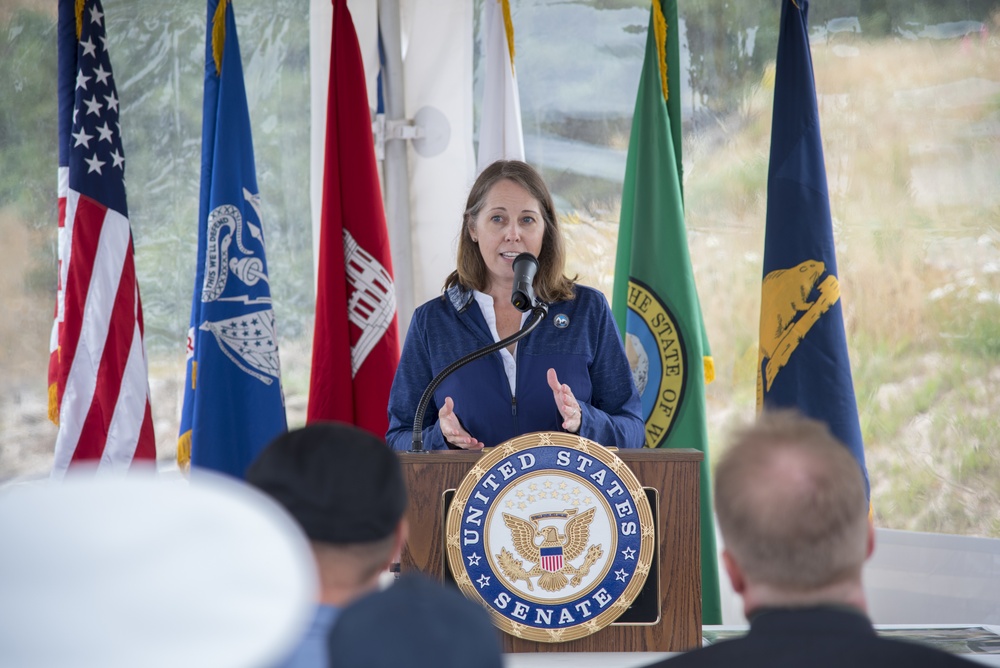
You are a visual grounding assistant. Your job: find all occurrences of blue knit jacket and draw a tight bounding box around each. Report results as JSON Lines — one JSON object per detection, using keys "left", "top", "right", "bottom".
{"left": 386, "top": 284, "right": 644, "bottom": 451}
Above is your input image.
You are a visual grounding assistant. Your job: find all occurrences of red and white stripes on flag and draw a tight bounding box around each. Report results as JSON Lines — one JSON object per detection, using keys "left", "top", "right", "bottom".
{"left": 539, "top": 547, "right": 564, "bottom": 573}
{"left": 48, "top": 0, "right": 155, "bottom": 477}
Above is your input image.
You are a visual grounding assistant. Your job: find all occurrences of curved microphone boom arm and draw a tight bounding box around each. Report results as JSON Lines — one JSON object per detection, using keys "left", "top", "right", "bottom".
{"left": 410, "top": 301, "right": 549, "bottom": 452}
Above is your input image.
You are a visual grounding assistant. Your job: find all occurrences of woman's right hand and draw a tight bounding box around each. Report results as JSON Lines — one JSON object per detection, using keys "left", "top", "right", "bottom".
{"left": 438, "top": 397, "right": 484, "bottom": 450}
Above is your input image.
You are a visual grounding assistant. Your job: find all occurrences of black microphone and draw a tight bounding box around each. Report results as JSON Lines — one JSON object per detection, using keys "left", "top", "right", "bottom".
{"left": 511, "top": 252, "right": 539, "bottom": 312}
{"left": 410, "top": 252, "right": 548, "bottom": 452}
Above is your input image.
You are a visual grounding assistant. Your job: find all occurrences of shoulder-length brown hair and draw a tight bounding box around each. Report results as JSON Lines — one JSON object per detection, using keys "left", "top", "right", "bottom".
{"left": 443, "top": 160, "right": 576, "bottom": 303}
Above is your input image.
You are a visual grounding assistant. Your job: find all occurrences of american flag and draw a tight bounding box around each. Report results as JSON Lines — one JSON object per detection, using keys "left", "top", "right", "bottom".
{"left": 48, "top": 0, "right": 156, "bottom": 476}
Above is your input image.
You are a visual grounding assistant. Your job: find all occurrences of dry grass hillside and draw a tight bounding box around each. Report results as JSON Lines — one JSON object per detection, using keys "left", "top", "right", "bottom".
{"left": 561, "top": 28, "right": 1000, "bottom": 537}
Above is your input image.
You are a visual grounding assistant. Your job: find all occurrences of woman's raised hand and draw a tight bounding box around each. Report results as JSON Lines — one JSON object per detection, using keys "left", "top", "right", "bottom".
{"left": 438, "top": 397, "right": 484, "bottom": 450}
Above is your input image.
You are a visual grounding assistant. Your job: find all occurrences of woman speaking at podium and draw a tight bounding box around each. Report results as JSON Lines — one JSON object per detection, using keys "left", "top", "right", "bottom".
{"left": 386, "top": 161, "right": 643, "bottom": 452}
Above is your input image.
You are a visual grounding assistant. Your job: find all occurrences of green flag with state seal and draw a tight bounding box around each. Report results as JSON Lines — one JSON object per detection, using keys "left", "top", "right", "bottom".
{"left": 611, "top": 0, "right": 721, "bottom": 625}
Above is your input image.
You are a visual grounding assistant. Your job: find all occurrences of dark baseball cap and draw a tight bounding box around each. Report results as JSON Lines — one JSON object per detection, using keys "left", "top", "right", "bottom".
{"left": 246, "top": 422, "right": 407, "bottom": 544}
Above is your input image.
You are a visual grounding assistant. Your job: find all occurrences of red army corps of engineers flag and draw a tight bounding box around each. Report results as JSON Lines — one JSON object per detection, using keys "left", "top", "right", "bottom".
{"left": 307, "top": 0, "right": 400, "bottom": 436}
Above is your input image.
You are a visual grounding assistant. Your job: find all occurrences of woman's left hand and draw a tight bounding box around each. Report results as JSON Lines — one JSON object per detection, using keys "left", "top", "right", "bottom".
{"left": 547, "top": 368, "right": 582, "bottom": 434}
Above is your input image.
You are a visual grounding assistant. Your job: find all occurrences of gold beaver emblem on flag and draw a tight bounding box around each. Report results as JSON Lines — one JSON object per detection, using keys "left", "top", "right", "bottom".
{"left": 757, "top": 259, "right": 840, "bottom": 406}
{"left": 497, "top": 508, "right": 603, "bottom": 593}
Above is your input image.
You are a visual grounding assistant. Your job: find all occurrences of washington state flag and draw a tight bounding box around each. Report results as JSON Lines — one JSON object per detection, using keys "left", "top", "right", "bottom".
{"left": 611, "top": 0, "right": 721, "bottom": 624}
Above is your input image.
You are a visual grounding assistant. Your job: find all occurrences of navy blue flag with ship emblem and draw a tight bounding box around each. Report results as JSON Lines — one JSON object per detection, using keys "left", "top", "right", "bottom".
{"left": 758, "top": 0, "right": 869, "bottom": 496}
{"left": 178, "top": 0, "right": 287, "bottom": 478}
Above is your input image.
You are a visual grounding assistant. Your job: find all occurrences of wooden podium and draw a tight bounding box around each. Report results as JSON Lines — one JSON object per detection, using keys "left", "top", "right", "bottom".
{"left": 397, "top": 447, "right": 703, "bottom": 653}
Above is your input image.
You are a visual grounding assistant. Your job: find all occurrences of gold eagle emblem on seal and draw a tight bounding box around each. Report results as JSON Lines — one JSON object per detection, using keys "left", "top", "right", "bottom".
{"left": 497, "top": 507, "right": 604, "bottom": 592}
{"left": 446, "top": 432, "right": 655, "bottom": 643}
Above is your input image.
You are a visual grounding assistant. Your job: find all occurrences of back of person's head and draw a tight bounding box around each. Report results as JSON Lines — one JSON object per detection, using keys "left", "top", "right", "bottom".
{"left": 326, "top": 574, "right": 504, "bottom": 668}
{"left": 247, "top": 422, "right": 407, "bottom": 554}
{"left": 714, "top": 409, "right": 869, "bottom": 591}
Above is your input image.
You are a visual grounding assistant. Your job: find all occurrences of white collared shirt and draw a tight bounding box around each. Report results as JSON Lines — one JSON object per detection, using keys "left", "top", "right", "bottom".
{"left": 473, "top": 291, "right": 529, "bottom": 397}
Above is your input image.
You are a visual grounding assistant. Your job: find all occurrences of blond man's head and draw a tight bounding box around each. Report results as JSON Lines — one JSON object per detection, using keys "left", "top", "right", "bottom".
{"left": 715, "top": 410, "right": 869, "bottom": 592}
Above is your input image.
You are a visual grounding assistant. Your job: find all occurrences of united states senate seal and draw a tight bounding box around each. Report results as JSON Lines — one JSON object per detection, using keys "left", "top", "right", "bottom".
{"left": 446, "top": 432, "right": 655, "bottom": 643}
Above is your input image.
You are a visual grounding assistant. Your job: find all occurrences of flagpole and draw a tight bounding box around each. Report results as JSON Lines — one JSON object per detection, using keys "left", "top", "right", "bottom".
{"left": 378, "top": 0, "right": 414, "bottom": 335}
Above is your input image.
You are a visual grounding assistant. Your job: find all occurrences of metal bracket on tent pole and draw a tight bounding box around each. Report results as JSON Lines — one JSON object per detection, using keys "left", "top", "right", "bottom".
{"left": 372, "top": 114, "right": 425, "bottom": 161}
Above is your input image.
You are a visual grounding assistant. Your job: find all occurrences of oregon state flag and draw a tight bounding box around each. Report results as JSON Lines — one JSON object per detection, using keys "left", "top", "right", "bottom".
{"left": 178, "top": 0, "right": 288, "bottom": 478}
{"left": 612, "top": 0, "right": 721, "bottom": 624}
{"left": 759, "top": 0, "right": 869, "bottom": 495}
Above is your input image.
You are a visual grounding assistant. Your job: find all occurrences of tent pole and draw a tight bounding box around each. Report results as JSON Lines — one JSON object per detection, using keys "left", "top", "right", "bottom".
{"left": 378, "top": 0, "right": 415, "bottom": 335}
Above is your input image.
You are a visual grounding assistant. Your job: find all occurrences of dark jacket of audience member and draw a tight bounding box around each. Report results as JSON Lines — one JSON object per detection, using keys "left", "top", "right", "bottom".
{"left": 327, "top": 574, "right": 503, "bottom": 668}
{"left": 644, "top": 410, "right": 977, "bottom": 668}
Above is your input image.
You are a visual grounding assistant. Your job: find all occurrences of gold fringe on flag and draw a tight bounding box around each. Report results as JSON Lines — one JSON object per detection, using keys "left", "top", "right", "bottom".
{"left": 212, "top": 0, "right": 229, "bottom": 76}
{"left": 177, "top": 430, "right": 192, "bottom": 473}
{"left": 652, "top": 0, "right": 669, "bottom": 103}
{"left": 75, "top": 0, "right": 86, "bottom": 39}
{"left": 48, "top": 382, "right": 60, "bottom": 425}
{"left": 500, "top": 0, "right": 516, "bottom": 67}
{"left": 177, "top": 360, "right": 197, "bottom": 472}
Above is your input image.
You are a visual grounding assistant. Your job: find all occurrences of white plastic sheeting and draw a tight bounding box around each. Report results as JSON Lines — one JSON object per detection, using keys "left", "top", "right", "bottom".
{"left": 866, "top": 528, "right": 1000, "bottom": 626}
{"left": 717, "top": 526, "right": 1000, "bottom": 626}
